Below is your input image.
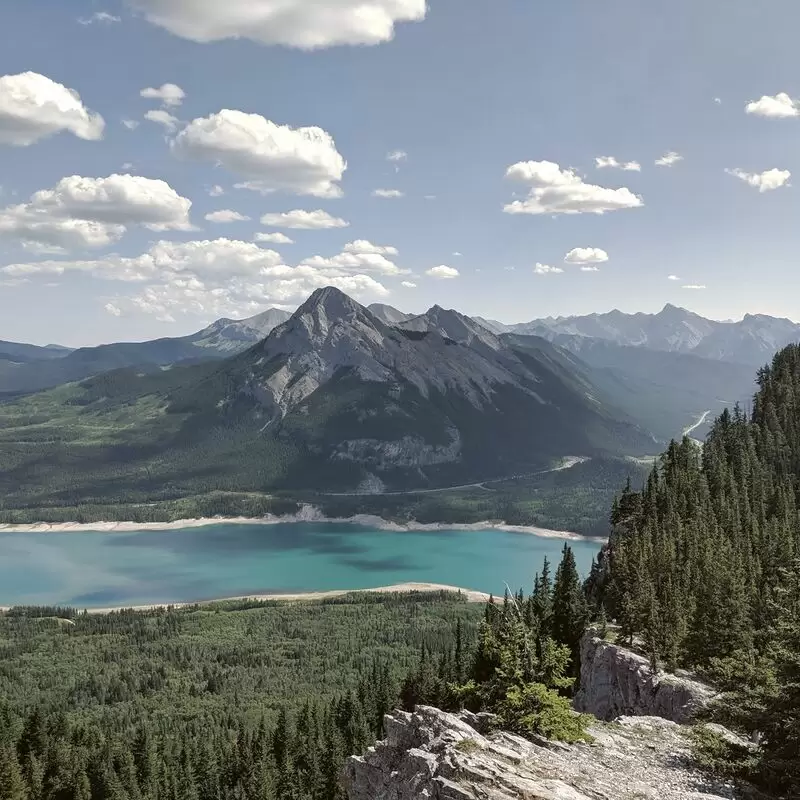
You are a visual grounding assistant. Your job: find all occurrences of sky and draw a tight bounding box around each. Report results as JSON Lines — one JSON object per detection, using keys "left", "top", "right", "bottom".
{"left": 1, "top": 0, "right": 800, "bottom": 346}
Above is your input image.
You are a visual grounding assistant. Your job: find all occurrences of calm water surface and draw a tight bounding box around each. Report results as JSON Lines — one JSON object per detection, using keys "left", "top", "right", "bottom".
{"left": 0, "top": 523, "right": 602, "bottom": 608}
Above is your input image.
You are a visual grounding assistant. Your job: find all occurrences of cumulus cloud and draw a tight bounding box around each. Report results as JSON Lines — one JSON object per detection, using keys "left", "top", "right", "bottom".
{"left": 667, "top": 274, "right": 681, "bottom": 281}
{"left": 503, "top": 160, "right": 642, "bottom": 216}
{"left": 122, "top": 119, "right": 139, "bottom": 130}
{"left": 140, "top": 83, "right": 185, "bottom": 107}
{"left": 173, "top": 109, "right": 346, "bottom": 198}
{"left": 255, "top": 232, "right": 294, "bottom": 244}
{"left": 580, "top": 266, "right": 599, "bottom": 272}
{"left": 655, "top": 151, "right": 683, "bottom": 167}
{"left": 725, "top": 167, "right": 791, "bottom": 192}
{"left": 3, "top": 237, "right": 390, "bottom": 319}
{"left": 0, "top": 71, "right": 105, "bottom": 146}
{"left": 564, "top": 247, "right": 609, "bottom": 265}
{"left": 372, "top": 188, "right": 404, "bottom": 198}
{"left": 342, "top": 240, "right": 398, "bottom": 256}
{"left": 533, "top": 263, "right": 563, "bottom": 275}
{"left": 260, "top": 209, "right": 348, "bottom": 229}
{"left": 401, "top": 281, "right": 417, "bottom": 288}
{"left": 0, "top": 174, "right": 192, "bottom": 251}
{"left": 682, "top": 284, "right": 706, "bottom": 290}
{"left": 426, "top": 265, "right": 459, "bottom": 279}
{"left": 104, "top": 302, "right": 122, "bottom": 316}
{"left": 205, "top": 209, "right": 251, "bottom": 223}
{"left": 595, "top": 156, "right": 641, "bottom": 171}
{"left": 79, "top": 11, "right": 121, "bottom": 24}
{"left": 208, "top": 185, "right": 225, "bottom": 197}
{"left": 127, "top": 0, "right": 426, "bottom": 49}
{"left": 144, "top": 108, "right": 180, "bottom": 132}
{"left": 387, "top": 150, "right": 408, "bottom": 162}
{"left": 745, "top": 92, "right": 799, "bottom": 119}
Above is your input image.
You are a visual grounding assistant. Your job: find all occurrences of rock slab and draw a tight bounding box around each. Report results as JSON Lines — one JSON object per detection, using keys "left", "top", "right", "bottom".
{"left": 342, "top": 706, "right": 739, "bottom": 800}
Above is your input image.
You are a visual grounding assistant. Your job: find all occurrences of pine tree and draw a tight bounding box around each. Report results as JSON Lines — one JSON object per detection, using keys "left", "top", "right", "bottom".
{"left": 0, "top": 746, "right": 27, "bottom": 800}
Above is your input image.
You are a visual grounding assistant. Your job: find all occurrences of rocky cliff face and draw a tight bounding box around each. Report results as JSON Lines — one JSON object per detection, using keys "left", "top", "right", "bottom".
{"left": 342, "top": 706, "right": 739, "bottom": 800}
{"left": 574, "top": 630, "right": 716, "bottom": 723}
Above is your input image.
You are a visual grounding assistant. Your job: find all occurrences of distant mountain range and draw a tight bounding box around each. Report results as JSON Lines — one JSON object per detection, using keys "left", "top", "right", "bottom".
{"left": 477, "top": 304, "right": 800, "bottom": 367}
{"left": 0, "top": 307, "right": 291, "bottom": 395}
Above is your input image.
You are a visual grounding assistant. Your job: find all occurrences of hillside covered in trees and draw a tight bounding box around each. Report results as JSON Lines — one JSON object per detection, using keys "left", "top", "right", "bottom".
{"left": 593, "top": 343, "right": 800, "bottom": 794}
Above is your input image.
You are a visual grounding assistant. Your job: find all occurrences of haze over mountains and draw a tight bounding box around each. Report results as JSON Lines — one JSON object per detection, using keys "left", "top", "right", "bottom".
{"left": 477, "top": 304, "right": 800, "bottom": 367}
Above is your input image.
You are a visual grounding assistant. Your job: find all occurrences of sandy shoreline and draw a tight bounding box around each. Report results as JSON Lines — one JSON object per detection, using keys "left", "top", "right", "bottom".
{"left": 0, "top": 507, "right": 596, "bottom": 541}
{"left": 0, "top": 582, "right": 492, "bottom": 615}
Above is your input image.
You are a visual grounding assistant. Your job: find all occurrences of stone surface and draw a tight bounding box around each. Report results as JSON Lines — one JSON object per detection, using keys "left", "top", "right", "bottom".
{"left": 342, "top": 706, "right": 740, "bottom": 800}
{"left": 574, "top": 629, "right": 716, "bottom": 723}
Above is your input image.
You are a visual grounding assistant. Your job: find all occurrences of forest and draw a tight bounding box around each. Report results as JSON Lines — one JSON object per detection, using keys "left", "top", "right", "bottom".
{"left": 593, "top": 343, "right": 800, "bottom": 794}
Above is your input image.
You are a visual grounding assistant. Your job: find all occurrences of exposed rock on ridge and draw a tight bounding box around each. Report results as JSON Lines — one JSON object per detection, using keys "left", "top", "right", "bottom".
{"left": 574, "top": 629, "right": 716, "bottom": 723}
{"left": 342, "top": 705, "right": 739, "bottom": 800}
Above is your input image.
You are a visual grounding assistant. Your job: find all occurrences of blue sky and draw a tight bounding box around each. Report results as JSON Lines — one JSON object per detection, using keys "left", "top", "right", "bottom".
{"left": 1, "top": 0, "right": 799, "bottom": 346}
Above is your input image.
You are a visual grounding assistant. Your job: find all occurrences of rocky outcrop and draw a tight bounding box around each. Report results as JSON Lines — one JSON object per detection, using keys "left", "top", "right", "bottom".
{"left": 342, "top": 706, "right": 739, "bottom": 800}
{"left": 574, "top": 630, "right": 716, "bottom": 723}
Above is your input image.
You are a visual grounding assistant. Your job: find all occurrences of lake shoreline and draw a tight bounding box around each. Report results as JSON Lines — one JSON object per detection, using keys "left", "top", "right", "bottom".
{"left": 0, "top": 582, "right": 493, "bottom": 615}
{"left": 0, "top": 507, "right": 600, "bottom": 542}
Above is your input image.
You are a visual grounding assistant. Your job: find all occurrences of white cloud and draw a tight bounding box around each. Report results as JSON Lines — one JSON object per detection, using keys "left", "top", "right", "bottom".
{"left": 580, "top": 266, "right": 599, "bottom": 272}
{"left": 302, "top": 240, "right": 403, "bottom": 276}
{"left": 595, "top": 156, "right": 641, "bottom": 171}
{"left": 173, "top": 109, "right": 346, "bottom": 198}
{"left": 503, "top": 160, "right": 642, "bottom": 216}
{"left": 387, "top": 150, "right": 408, "bottom": 162}
{"left": 0, "top": 71, "right": 105, "bottom": 146}
{"left": 424, "top": 195, "right": 436, "bottom": 201}
{"left": 260, "top": 209, "right": 348, "bottom": 229}
{"left": 682, "top": 284, "right": 706, "bottom": 290}
{"left": 655, "top": 151, "right": 683, "bottom": 167}
{"left": 205, "top": 209, "right": 251, "bottom": 223}
{"left": 0, "top": 174, "right": 192, "bottom": 251}
{"left": 342, "top": 240, "right": 398, "bottom": 256}
{"left": 401, "top": 281, "right": 417, "bottom": 288}
{"left": 426, "top": 265, "right": 459, "bottom": 279}
{"left": 725, "top": 167, "right": 791, "bottom": 192}
{"left": 122, "top": 119, "right": 139, "bottom": 130}
{"left": 667, "top": 274, "right": 681, "bottom": 281}
{"left": 3, "top": 237, "right": 390, "bottom": 319}
{"left": 79, "top": 11, "right": 121, "bottom": 24}
{"left": 255, "top": 232, "right": 294, "bottom": 244}
{"left": 208, "top": 185, "right": 225, "bottom": 197}
{"left": 303, "top": 251, "right": 404, "bottom": 276}
{"left": 745, "top": 92, "right": 799, "bottom": 119}
{"left": 140, "top": 83, "right": 185, "bottom": 107}
{"left": 128, "top": 0, "right": 426, "bottom": 49}
{"left": 144, "top": 108, "right": 180, "bottom": 132}
{"left": 104, "top": 302, "right": 122, "bottom": 316}
{"left": 533, "top": 263, "right": 563, "bottom": 275}
{"left": 452, "top": 251, "right": 463, "bottom": 257}
{"left": 372, "top": 188, "right": 404, "bottom": 198}
{"left": 564, "top": 247, "right": 609, "bottom": 265}
{"left": 714, "top": 97, "right": 722, "bottom": 105}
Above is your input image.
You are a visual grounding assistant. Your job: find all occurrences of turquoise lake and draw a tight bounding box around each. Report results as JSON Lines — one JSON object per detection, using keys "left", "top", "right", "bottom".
{"left": 0, "top": 523, "right": 602, "bottom": 608}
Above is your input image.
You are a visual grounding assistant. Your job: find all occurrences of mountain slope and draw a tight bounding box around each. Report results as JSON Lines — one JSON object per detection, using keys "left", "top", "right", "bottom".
{"left": 506, "top": 335, "right": 758, "bottom": 442}
{"left": 367, "top": 303, "right": 414, "bottom": 326}
{"left": 0, "top": 288, "right": 654, "bottom": 505}
{"left": 0, "top": 307, "right": 290, "bottom": 395}
{"left": 0, "top": 340, "right": 72, "bottom": 363}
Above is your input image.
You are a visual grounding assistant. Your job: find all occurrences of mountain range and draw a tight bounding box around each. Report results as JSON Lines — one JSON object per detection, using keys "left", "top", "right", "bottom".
{"left": 477, "top": 303, "right": 800, "bottom": 367}
{"left": 0, "top": 288, "right": 663, "bottom": 506}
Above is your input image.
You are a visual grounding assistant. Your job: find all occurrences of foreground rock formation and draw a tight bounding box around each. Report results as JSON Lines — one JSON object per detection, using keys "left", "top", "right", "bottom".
{"left": 343, "top": 705, "right": 739, "bottom": 800}
{"left": 342, "top": 633, "right": 740, "bottom": 800}
{"left": 574, "top": 629, "right": 716, "bottom": 723}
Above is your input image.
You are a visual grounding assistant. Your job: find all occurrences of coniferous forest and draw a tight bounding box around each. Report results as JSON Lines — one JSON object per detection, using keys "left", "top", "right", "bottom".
{"left": 594, "top": 343, "right": 800, "bottom": 794}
